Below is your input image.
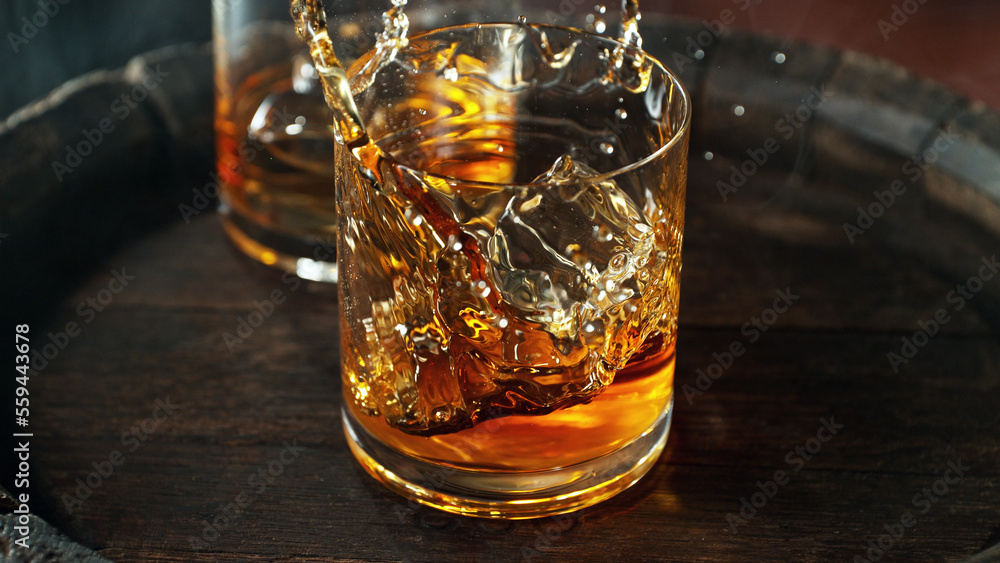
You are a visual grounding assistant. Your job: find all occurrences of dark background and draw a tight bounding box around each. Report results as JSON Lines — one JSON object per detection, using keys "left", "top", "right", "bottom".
{"left": 2, "top": 1, "right": 998, "bottom": 120}
{"left": 0, "top": 1, "right": 209, "bottom": 119}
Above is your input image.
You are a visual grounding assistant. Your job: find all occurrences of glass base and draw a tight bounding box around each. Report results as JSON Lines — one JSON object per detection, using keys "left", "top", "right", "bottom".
{"left": 220, "top": 206, "right": 338, "bottom": 283}
{"left": 341, "top": 397, "right": 673, "bottom": 519}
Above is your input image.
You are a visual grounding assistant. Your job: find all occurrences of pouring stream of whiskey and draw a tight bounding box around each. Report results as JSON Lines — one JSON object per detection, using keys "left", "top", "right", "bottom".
{"left": 289, "top": 0, "right": 476, "bottom": 245}
{"left": 288, "top": 0, "right": 677, "bottom": 435}
{"left": 290, "top": 0, "right": 646, "bottom": 146}
{"left": 287, "top": 0, "right": 653, "bottom": 286}
{"left": 289, "top": 0, "right": 368, "bottom": 148}
{"left": 620, "top": 0, "right": 642, "bottom": 50}
{"left": 287, "top": 0, "right": 651, "bottom": 257}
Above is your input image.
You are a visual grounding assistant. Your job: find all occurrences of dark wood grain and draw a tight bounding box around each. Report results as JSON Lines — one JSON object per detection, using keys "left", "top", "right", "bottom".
{"left": 14, "top": 157, "right": 1000, "bottom": 562}
{"left": 1, "top": 15, "right": 999, "bottom": 563}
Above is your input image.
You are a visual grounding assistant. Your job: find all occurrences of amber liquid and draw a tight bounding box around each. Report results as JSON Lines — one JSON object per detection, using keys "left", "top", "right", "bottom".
{"left": 339, "top": 94, "right": 681, "bottom": 471}
{"left": 215, "top": 26, "right": 341, "bottom": 275}
{"left": 288, "top": 0, "right": 685, "bottom": 514}
{"left": 216, "top": 61, "right": 338, "bottom": 238}
{"left": 328, "top": 16, "right": 686, "bottom": 477}
{"left": 346, "top": 334, "right": 673, "bottom": 471}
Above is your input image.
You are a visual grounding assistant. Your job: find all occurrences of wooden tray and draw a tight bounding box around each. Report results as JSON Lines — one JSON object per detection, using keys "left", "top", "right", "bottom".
{"left": 1, "top": 16, "right": 998, "bottom": 562}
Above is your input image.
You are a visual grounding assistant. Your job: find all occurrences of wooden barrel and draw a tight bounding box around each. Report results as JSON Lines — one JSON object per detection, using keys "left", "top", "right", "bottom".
{"left": 1, "top": 16, "right": 998, "bottom": 562}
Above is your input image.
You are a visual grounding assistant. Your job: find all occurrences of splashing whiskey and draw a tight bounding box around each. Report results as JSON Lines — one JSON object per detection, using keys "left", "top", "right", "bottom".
{"left": 291, "top": 0, "right": 686, "bottom": 491}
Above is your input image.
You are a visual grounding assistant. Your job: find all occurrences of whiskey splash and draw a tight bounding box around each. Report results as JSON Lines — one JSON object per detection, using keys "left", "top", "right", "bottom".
{"left": 612, "top": 0, "right": 653, "bottom": 93}
{"left": 290, "top": 0, "right": 679, "bottom": 440}
{"left": 289, "top": 0, "right": 368, "bottom": 148}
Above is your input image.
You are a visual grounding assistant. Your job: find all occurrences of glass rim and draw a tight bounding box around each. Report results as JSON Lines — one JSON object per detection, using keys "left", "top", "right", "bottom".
{"left": 346, "top": 22, "right": 692, "bottom": 190}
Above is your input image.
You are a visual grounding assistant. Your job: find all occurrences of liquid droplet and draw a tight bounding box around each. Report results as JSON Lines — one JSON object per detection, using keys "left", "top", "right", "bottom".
{"left": 615, "top": 108, "right": 628, "bottom": 120}
{"left": 609, "top": 253, "right": 627, "bottom": 272}
{"left": 534, "top": 30, "right": 581, "bottom": 69}
{"left": 732, "top": 104, "right": 745, "bottom": 117}
{"left": 610, "top": 0, "right": 652, "bottom": 95}
{"left": 772, "top": 51, "right": 786, "bottom": 64}
{"left": 618, "top": 0, "right": 642, "bottom": 51}
{"left": 518, "top": 15, "right": 527, "bottom": 24}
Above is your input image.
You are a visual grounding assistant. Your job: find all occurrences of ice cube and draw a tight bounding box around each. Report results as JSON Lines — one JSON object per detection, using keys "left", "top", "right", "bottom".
{"left": 485, "top": 155, "right": 655, "bottom": 354}
{"left": 343, "top": 149, "right": 669, "bottom": 436}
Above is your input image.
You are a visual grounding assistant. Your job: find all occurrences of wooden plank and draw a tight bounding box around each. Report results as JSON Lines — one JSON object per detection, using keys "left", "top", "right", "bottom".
{"left": 23, "top": 252, "right": 1000, "bottom": 562}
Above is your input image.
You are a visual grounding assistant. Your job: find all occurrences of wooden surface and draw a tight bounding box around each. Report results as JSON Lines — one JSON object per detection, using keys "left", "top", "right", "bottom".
{"left": 2, "top": 16, "right": 1000, "bottom": 563}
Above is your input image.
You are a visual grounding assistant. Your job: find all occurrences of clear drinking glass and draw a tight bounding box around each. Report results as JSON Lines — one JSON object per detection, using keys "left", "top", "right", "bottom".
{"left": 336, "top": 22, "right": 690, "bottom": 518}
{"left": 211, "top": 0, "right": 528, "bottom": 283}
{"left": 212, "top": 0, "right": 345, "bottom": 282}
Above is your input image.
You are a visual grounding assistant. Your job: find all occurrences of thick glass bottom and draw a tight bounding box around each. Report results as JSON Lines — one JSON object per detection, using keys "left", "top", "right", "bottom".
{"left": 219, "top": 206, "right": 338, "bottom": 283}
{"left": 341, "top": 397, "right": 673, "bottom": 519}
